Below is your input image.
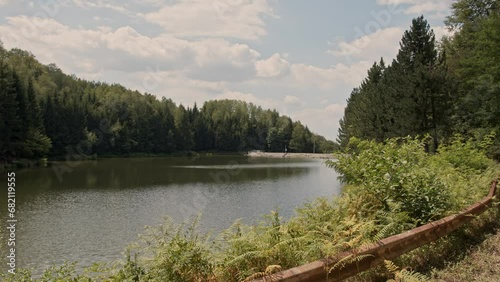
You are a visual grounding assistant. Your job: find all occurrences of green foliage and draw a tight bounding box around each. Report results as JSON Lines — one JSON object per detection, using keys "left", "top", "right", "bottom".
{"left": 22, "top": 128, "right": 53, "bottom": 158}
{"left": 443, "top": 0, "right": 500, "bottom": 160}
{"left": 137, "top": 217, "right": 215, "bottom": 282}
{"left": 437, "top": 133, "right": 494, "bottom": 173}
{"left": 328, "top": 137, "right": 451, "bottom": 224}
{"left": 289, "top": 122, "right": 308, "bottom": 152}
{"left": 110, "top": 251, "right": 145, "bottom": 282}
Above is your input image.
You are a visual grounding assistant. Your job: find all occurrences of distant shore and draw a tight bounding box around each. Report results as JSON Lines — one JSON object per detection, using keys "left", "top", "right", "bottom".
{"left": 246, "top": 151, "right": 336, "bottom": 159}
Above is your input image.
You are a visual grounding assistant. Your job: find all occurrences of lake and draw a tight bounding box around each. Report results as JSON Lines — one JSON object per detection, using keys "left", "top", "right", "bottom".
{"left": 0, "top": 155, "right": 341, "bottom": 274}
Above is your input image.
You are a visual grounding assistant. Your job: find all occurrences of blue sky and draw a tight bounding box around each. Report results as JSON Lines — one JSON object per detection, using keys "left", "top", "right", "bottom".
{"left": 0, "top": 0, "right": 454, "bottom": 140}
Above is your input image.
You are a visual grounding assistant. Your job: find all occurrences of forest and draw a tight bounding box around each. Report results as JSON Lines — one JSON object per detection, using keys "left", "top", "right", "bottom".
{"left": 337, "top": 0, "right": 499, "bottom": 160}
{"left": 0, "top": 45, "right": 336, "bottom": 162}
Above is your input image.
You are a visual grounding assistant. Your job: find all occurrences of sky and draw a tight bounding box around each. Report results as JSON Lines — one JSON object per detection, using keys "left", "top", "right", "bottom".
{"left": 0, "top": 0, "right": 454, "bottom": 141}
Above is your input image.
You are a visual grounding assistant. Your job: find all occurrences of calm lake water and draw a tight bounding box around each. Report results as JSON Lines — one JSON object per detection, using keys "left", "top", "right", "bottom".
{"left": 1, "top": 155, "right": 341, "bottom": 274}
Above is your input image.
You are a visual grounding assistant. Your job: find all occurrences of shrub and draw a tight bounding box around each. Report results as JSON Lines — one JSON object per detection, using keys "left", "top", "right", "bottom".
{"left": 327, "top": 137, "right": 451, "bottom": 225}
{"left": 137, "top": 217, "right": 216, "bottom": 282}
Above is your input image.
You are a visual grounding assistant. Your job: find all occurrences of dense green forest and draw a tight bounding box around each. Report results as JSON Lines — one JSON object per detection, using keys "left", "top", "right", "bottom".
{"left": 0, "top": 45, "right": 336, "bottom": 162}
{"left": 338, "top": 0, "right": 499, "bottom": 160}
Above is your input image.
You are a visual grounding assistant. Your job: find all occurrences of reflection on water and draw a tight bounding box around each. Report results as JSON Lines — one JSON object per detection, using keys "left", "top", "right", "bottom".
{"left": 0, "top": 156, "right": 341, "bottom": 274}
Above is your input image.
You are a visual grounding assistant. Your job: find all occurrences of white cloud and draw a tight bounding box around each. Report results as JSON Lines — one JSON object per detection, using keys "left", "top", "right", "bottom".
{"left": 135, "top": 0, "right": 165, "bottom": 7}
{"left": 432, "top": 25, "right": 455, "bottom": 40}
{"left": 186, "top": 39, "right": 261, "bottom": 82}
{"left": 329, "top": 24, "right": 455, "bottom": 64}
{"left": 143, "top": 0, "right": 276, "bottom": 40}
{"left": 104, "top": 26, "right": 193, "bottom": 60}
{"left": 214, "top": 91, "right": 280, "bottom": 111}
{"left": 255, "top": 53, "right": 290, "bottom": 78}
{"left": 376, "top": 0, "right": 453, "bottom": 18}
{"left": 72, "top": 0, "right": 132, "bottom": 15}
{"left": 190, "top": 39, "right": 260, "bottom": 67}
{"left": 328, "top": 27, "right": 403, "bottom": 63}
{"left": 284, "top": 95, "right": 303, "bottom": 106}
{"left": 291, "top": 103, "right": 346, "bottom": 140}
{"left": 404, "top": 2, "right": 450, "bottom": 15}
{"left": 0, "top": 16, "right": 263, "bottom": 81}
{"left": 289, "top": 61, "right": 372, "bottom": 89}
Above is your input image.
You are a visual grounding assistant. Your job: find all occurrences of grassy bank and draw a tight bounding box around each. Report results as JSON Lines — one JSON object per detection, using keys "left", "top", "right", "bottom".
{"left": 1, "top": 136, "right": 498, "bottom": 281}
{"left": 429, "top": 227, "right": 500, "bottom": 281}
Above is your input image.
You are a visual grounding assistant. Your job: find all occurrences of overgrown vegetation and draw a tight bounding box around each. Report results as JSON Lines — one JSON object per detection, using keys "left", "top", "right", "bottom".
{"left": 2, "top": 135, "right": 498, "bottom": 281}
{"left": 429, "top": 226, "right": 500, "bottom": 281}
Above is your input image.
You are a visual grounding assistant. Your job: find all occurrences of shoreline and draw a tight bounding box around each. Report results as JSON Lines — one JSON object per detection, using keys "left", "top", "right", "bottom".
{"left": 2, "top": 151, "right": 336, "bottom": 171}
{"left": 246, "top": 151, "right": 336, "bottom": 159}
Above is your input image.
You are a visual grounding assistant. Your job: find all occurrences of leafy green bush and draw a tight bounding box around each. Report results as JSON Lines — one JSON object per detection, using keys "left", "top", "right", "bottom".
{"left": 137, "top": 217, "right": 216, "bottom": 282}
{"left": 327, "top": 137, "right": 451, "bottom": 225}
{"left": 436, "top": 133, "right": 495, "bottom": 173}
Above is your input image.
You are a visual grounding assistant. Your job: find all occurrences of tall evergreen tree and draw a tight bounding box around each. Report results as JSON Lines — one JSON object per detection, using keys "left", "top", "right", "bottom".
{"left": 0, "top": 60, "right": 21, "bottom": 160}
{"left": 26, "top": 79, "right": 43, "bottom": 130}
{"left": 338, "top": 16, "right": 451, "bottom": 151}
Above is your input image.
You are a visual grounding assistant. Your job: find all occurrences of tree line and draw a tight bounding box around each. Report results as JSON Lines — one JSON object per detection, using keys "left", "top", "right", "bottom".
{"left": 338, "top": 0, "right": 499, "bottom": 160}
{"left": 0, "top": 45, "right": 336, "bottom": 161}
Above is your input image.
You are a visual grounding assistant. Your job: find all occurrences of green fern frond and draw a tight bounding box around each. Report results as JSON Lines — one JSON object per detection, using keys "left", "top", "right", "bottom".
{"left": 374, "top": 223, "right": 396, "bottom": 242}
{"left": 384, "top": 260, "right": 399, "bottom": 273}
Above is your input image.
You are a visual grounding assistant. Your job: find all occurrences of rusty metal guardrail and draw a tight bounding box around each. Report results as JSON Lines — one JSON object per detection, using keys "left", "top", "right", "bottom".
{"left": 251, "top": 179, "right": 498, "bottom": 282}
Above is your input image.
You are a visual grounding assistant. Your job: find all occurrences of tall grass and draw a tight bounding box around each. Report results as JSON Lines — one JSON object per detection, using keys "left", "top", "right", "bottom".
{"left": 2, "top": 135, "right": 499, "bottom": 281}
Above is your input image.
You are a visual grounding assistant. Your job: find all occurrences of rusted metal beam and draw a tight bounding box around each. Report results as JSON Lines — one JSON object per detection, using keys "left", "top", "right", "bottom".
{"left": 251, "top": 179, "right": 498, "bottom": 282}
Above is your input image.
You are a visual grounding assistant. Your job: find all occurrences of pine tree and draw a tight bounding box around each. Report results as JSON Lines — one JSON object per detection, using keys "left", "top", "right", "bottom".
{"left": 0, "top": 60, "right": 21, "bottom": 160}
{"left": 337, "top": 59, "right": 387, "bottom": 146}
{"left": 393, "top": 16, "right": 450, "bottom": 150}
{"left": 26, "top": 78, "right": 43, "bottom": 130}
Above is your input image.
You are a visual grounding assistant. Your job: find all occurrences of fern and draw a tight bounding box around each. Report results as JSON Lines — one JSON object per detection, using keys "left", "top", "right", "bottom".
{"left": 385, "top": 260, "right": 429, "bottom": 282}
